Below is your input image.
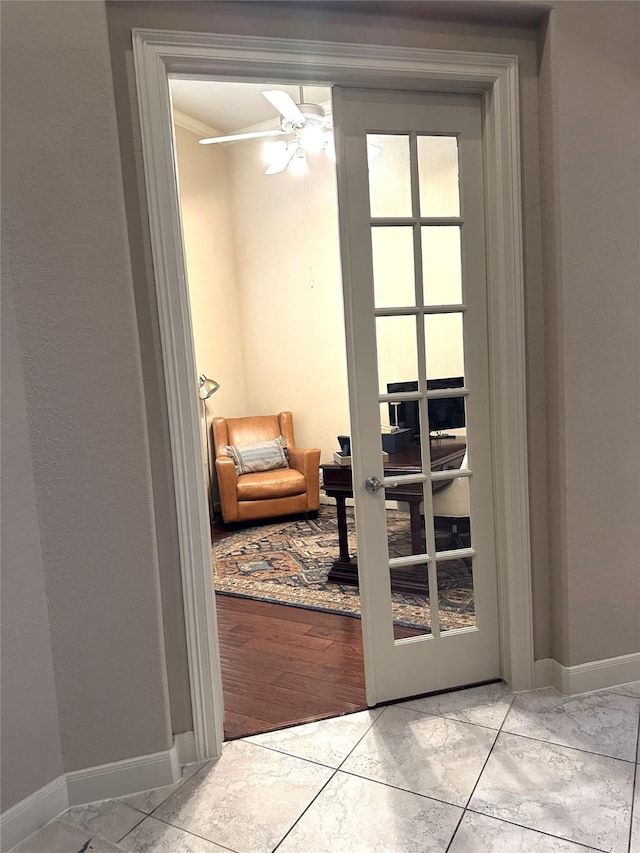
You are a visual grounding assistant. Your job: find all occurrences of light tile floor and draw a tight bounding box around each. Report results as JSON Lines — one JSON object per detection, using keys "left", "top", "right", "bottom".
{"left": 13, "top": 681, "right": 640, "bottom": 853}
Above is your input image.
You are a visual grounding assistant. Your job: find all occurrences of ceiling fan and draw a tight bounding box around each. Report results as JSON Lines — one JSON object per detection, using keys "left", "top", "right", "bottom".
{"left": 199, "top": 87, "right": 333, "bottom": 175}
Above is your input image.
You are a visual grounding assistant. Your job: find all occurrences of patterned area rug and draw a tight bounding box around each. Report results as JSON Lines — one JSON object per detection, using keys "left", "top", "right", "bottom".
{"left": 212, "top": 505, "right": 475, "bottom": 631}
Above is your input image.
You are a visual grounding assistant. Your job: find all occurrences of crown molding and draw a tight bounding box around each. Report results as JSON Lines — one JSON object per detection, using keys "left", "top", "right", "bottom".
{"left": 172, "top": 109, "right": 220, "bottom": 139}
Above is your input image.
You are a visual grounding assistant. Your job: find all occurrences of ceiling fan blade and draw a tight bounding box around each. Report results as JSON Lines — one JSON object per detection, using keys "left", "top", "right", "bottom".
{"left": 199, "top": 129, "right": 284, "bottom": 145}
{"left": 265, "top": 142, "right": 297, "bottom": 175}
{"left": 262, "top": 90, "right": 304, "bottom": 124}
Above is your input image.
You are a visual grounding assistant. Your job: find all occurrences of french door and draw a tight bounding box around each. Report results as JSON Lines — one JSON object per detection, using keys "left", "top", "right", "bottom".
{"left": 332, "top": 87, "right": 501, "bottom": 703}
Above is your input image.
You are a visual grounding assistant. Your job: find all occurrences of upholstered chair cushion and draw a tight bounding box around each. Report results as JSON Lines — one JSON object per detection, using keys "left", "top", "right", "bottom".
{"left": 236, "top": 468, "right": 307, "bottom": 501}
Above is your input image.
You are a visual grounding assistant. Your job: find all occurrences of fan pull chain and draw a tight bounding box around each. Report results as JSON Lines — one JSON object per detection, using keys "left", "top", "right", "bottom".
{"left": 303, "top": 171, "right": 315, "bottom": 289}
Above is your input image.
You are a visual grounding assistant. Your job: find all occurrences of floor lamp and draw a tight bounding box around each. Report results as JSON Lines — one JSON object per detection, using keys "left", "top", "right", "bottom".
{"left": 197, "top": 374, "right": 220, "bottom": 526}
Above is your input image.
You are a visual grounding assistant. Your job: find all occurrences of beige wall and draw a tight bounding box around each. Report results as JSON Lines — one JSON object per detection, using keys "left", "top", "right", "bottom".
{"left": 540, "top": 2, "right": 640, "bottom": 666}
{"left": 176, "top": 125, "right": 350, "bottom": 462}
{"left": 174, "top": 124, "right": 249, "bottom": 510}
{"left": 1, "top": 273, "right": 64, "bottom": 811}
{"left": 174, "top": 124, "right": 249, "bottom": 422}
{"left": 227, "top": 138, "right": 349, "bottom": 459}
{"left": 1, "top": 0, "right": 172, "bottom": 798}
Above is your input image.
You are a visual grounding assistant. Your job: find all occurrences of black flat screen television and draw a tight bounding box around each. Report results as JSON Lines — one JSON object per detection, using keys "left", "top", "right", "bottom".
{"left": 387, "top": 378, "right": 465, "bottom": 438}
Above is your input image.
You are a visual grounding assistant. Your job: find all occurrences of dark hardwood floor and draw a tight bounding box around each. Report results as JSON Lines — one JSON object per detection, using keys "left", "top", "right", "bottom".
{"left": 216, "top": 595, "right": 368, "bottom": 739}
{"left": 213, "top": 518, "right": 422, "bottom": 740}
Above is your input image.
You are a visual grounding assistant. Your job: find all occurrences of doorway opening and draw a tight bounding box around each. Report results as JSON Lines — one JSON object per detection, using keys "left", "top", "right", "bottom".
{"left": 171, "top": 78, "right": 368, "bottom": 739}
{"left": 133, "top": 29, "right": 534, "bottom": 762}
{"left": 170, "top": 77, "right": 489, "bottom": 739}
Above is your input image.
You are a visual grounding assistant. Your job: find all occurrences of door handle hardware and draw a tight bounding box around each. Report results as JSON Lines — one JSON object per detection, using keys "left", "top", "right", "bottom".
{"left": 364, "top": 476, "right": 383, "bottom": 494}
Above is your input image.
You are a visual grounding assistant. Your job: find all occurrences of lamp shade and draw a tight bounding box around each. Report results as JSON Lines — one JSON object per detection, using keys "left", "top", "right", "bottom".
{"left": 197, "top": 375, "right": 220, "bottom": 400}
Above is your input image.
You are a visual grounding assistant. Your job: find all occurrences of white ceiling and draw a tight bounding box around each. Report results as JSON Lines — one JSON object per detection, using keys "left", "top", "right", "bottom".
{"left": 169, "top": 79, "right": 333, "bottom": 134}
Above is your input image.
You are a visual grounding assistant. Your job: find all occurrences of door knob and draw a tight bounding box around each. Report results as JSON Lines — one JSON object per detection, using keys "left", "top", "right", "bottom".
{"left": 365, "top": 476, "right": 383, "bottom": 494}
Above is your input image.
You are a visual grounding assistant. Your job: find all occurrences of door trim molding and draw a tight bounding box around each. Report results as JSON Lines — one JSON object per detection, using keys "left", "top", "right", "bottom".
{"left": 132, "top": 29, "right": 534, "bottom": 759}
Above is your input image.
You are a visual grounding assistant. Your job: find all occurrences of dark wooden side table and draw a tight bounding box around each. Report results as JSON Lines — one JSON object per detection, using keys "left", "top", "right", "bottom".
{"left": 320, "top": 439, "right": 465, "bottom": 591}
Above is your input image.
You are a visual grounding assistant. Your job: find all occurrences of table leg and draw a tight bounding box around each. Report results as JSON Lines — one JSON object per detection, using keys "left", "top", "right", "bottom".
{"left": 335, "top": 495, "right": 351, "bottom": 561}
{"left": 409, "top": 501, "right": 424, "bottom": 554}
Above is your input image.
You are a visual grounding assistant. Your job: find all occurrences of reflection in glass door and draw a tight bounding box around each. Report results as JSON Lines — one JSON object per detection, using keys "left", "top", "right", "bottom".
{"left": 333, "top": 87, "right": 500, "bottom": 703}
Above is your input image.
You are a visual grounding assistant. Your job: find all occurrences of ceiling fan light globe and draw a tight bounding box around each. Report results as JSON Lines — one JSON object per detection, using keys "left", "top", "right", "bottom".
{"left": 300, "top": 125, "right": 325, "bottom": 155}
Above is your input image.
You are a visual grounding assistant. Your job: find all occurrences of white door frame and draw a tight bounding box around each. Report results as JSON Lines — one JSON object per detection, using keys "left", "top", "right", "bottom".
{"left": 133, "top": 29, "right": 534, "bottom": 762}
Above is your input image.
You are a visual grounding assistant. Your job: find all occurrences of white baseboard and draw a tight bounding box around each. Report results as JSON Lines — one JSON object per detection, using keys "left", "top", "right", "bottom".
{"left": 534, "top": 652, "right": 640, "bottom": 695}
{"left": 175, "top": 731, "right": 196, "bottom": 767}
{"left": 1, "top": 742, "right": 181, "bottom": 852}
{"left": 0, "top": 775, "right": 68, "bottom": 853}
{"left": 66, "top": 743, "right": 180, "bottom": 806}
{"left": 534, "top": 658, "right": 556, "bottom": 689}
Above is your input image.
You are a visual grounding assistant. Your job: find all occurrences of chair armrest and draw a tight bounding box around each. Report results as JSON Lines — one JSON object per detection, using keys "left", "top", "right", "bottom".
{"left": 215, "top": 456, "right": 239, "bottom": 523}
{"left": 288, "top": 447, "right": 321, "bottom": 511}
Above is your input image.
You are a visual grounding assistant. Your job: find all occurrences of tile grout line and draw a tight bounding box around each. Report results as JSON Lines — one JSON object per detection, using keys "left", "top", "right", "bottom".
{"left": 464, "top": 694, "right": 513, "bottom": 804}
{"left": 270, "top": 707, "right": 386, "bottom": 852}
{"left": 237, "top": 740, "right": 343, "bottom": 769}
{"left": 444, "top": 688, "right": 517, "bottom": 852}
{"left": 114, "top": 811, "right": 147, "bottom": 846}
{"left": 392, "top": 702, "right": 513, "bottom": 733}
{"left": 270, "top": 769, "right": 339, "bottom": 853}
{"left": 443, "top": 811, "right": 466, "bottom": 853}
{"left": 114, "top": 760, "right": 215, "bottom": 845}
{"left": 460, "top": 808, "right": 610, "bottom": 853}
{"left": 337, "top": 766, "right": 471, "bottom": 811}
{"left": 239, "top": 707, "right": 385, "bottom": 770}
{"left": 119, "top": 809, "right": 241, "bottom": 852}
{"left": 497, "top": 727, "right": 639, "bottom": 764}
{"left": 335, "top": 706, "right": 387, "bottom": 771}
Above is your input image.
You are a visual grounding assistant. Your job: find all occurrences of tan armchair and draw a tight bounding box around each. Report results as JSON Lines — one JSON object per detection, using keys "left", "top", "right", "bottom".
{"left": 212, "top": 411, "right": 320, "bottom": 524}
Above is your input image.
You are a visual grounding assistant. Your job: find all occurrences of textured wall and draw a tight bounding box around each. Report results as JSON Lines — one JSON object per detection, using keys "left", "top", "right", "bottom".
{"left": 227, "top": 133, "right": 349, "bottom": 459}
{"left": 540, "top": 2, "right": 640, "bottom": 665}
{"left": 174, "top": 124, "right": 249, "bottom": 422}
{"left": 2, "top": 0, "right": 172, "bottom": 774}
{"left": 174, "top": 123, "right": 249, "bottom": 511}
{"left": 0, "top": 274, "right": 64, "bottom": 812}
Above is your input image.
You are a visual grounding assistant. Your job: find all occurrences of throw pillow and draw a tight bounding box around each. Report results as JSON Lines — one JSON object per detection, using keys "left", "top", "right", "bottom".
{"left": 222, "top": 435, "right": 289, "bottom": 476}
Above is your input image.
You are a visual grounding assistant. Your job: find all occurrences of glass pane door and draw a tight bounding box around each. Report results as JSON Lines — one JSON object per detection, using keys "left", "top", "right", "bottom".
{"left": 332, "top": 87, "right": 500, "bottom": 703}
